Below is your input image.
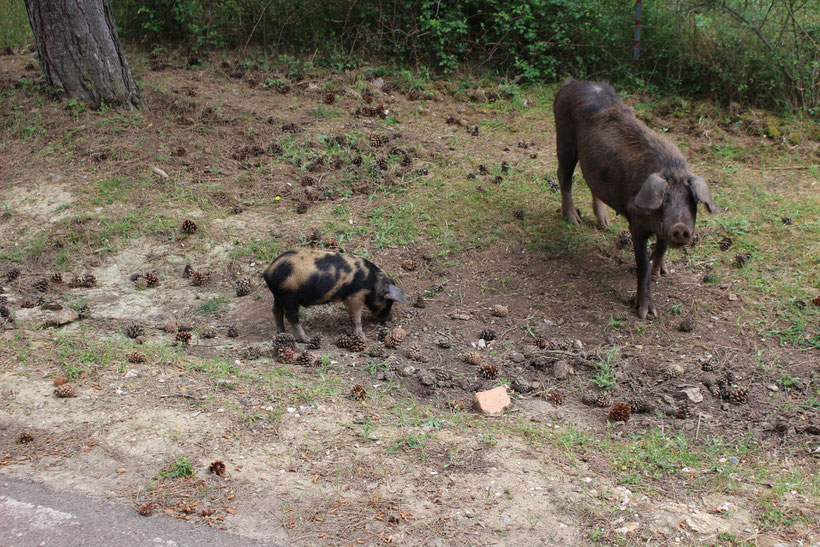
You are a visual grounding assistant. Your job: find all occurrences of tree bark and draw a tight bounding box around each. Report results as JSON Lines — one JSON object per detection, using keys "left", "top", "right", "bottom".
{"left": 24, "top": 0, "right": 142, "bottom": 110}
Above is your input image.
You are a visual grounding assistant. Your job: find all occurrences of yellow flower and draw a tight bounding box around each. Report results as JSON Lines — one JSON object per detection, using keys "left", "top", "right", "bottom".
{"left": 275, "top": 196, "right": 281, "bottom": 201}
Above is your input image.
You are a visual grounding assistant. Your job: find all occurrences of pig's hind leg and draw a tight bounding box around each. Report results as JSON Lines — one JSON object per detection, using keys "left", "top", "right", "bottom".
{"left": 650, "top": 240, "right": 669, "bottom": 276}
{"left": 592, "top": 196, "right": 610, "bottom": 229}
{"left": 277, "top": 295, "right": 309, "bottom": 342}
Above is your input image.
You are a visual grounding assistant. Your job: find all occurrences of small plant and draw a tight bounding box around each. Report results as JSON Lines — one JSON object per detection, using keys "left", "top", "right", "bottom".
{"left": 593, "top": 348, "right": 618, "bottom": 391}
{"left": 197, "top": 295, "right": 228, "bottom": 316}
{"left": 364, "top": 361, "right": 389, "bottom": 375}
{"left": 158, "top": 455, "right": 194, "bottom": 479}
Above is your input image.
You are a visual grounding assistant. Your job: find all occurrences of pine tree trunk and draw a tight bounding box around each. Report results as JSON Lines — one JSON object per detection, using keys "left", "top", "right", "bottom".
{"left": 24, "top": 0, "right": 142, "bottom": 110}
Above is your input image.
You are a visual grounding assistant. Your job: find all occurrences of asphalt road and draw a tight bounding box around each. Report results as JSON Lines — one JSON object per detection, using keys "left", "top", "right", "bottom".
{"left": 0, "top": 476, "right": 273, "bottom": 546}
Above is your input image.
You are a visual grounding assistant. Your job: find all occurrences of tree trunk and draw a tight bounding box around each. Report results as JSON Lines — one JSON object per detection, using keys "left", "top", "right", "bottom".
{"left": 24, "top": 0, "right": 142, "bottom": 110}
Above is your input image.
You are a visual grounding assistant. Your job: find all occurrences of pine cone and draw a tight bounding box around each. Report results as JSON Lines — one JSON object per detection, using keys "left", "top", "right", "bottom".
{"left": 661, "top": 363, "right": 684, "bottom": 380}
{"left": 478, "top": 363, "right": 498, "bottom": 379}
{"left": 136, "top": 502, "right": 154, "bottom": 517}
{"left": 53, "top": 376, "right": 69, "bottom": 386}
{"left": 227, "top": 326, "right": 239, "bottom": 338}
{"left": 595, "top": 391, "right": 612, "bottom": 408}
{"left": 608, "top": 402, "right": 632, "bottom": 422}
{"left": 182, "top": 264, "right": 194, "bottom": 278}
{"left": 295, "top": 352, "right": 314, "bottom": 367}
{"left": 735, "top": 252, "right": 751, "bottom": 268}
{"left": 402, "top": 260, "right": 418, "bottom": 271}
{"left": 490, "top": 304, "right": 508, "bottom": 317}
{"left": 295, "top": 202, "right": 309, "bottom": 214}
{"left": 675, "top": 401, "right": 692, "bottom": 419}
{"left": 18, "top": 431, "right": 34, "bottom": 444}
{"left": 351, "top": 384, "right": 367, "bottom": 401}
{"left": 323, "top": 92, "right": 335, "bottom": 105}
{"left": 18, "top": 299, "right": 37, "bottom": 309}
{"left": 125, "top": 323, "right": 144, "bottom": 339}
{"left": 127, "top": 351, "right": 147, "bottom": 364}
{"left": 134, "top": 276, "right": 149, "bottom": 290}
{"left": 448, "top": 400, "right": 464, "bottom": 411}
{"left": 349, "top": 336, "right": 367, "bottom": 353}
{"left": 480, "top": 329, "right": 497, "bottom": 342}
{"left": 33, "top": 278, "right": 48, "bottom": 292}
{"left": 175, "top": 331, "right": 192, "bottom": 345}
{"left": 0, "top": 305, "right": 9, "bottom": 319}
{"left": 208, "top": 460, "right": 226, "bottom": 476}
{"left": 389, "top": 327, "right": 406, "bottom": 344}
{"left": 367, "top": 342, "right": 385, "bottom": 357}
{"left": 718, "top": 235, "right": 733, "bottom": 251}
{"left": 463, "top": 351, "right": 481, "bottom": 365}
{"left": 241, "top": 346, "right": 262, "bottom": 360}
{"left": 307, "top": 335, "right": 322, "bottom": 349}
{"left": 181, "top": 219, "right": 198, "bottom": 234}
{"left": 728, "top": 386, "right": 748, "bottom": 405}
{"left": 191, "top": 271, "right": 208, "bottom": 286}
{"left": 144, "top": 271, "right": 160, "bottom": 288}
{"left": 277, "top": 346, "right": 295, "bottom": 363}
{"left": 701, "top": 360, "right": 716, "bottom": 372}
{"left": 405, "top": 344, "right": 422, "bottom": 361}
{"left": 547, "top": 391, "right": 565, "bottom": 405}
{"left": 201, "top": 328, "right": 216, "bottom": 339}
{"left": 377, "top": 326, "right": 390, "bottom": 341}
{"left": 5, "top": 268, "right": 20, "bottom": 282}
{"left": 533, "top": 337, "right": 550, "bottom": 349}
{"left": 235, "top": 278, "right": 252, "bottom": 297}
{"left": 55, "top": 383, "right": 78, "bottom": 398}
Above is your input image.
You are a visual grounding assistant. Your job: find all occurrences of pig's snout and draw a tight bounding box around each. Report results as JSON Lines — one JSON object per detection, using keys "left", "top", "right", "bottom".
{"left": 669, "top": 223, "right": 693, "bottom": 247}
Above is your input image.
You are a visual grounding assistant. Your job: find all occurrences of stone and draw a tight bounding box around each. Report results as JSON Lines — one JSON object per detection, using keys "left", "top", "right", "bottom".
{"left": 164, "top": 321, "right": 179, "bottom": 333}
{"left": 767, "top": 384, "right": 779, "bottom": 392}
{"left": 676, "top": 386, "right": 703, "bottom": 403}
{"left": 14, "top": 305, "right": 79, "bottom": 328}
{"left": 401, "top": 366, "right": 416, "bottom": 377}
{"left": 419, "top": 373, "right": 435, "bottom": 387}
{"left": 553, "top": 360, "right": 569, "bottom": 380}
{"left": 473, "top": 387, "right": 511, "bottom": 416}
{"left": 508, "top": 352, "right": 525, "bottom": 364}
{"left": 437, "top": 337, "right": 452, "bottom": 349}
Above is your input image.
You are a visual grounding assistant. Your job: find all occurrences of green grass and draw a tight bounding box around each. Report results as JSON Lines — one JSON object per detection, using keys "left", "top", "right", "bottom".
{"left": 197, "top": 295, "right": 229, "bottom": 317}
{"left": 157, "top": 455, "right": 194, "bottom": 479}
{"left": 0, "top": 0, "right": 32, "bottom": 48}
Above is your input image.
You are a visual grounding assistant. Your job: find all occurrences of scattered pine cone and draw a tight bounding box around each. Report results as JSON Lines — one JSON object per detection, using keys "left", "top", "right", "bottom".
{"left": 201, "top": 328, "right": 216, "bottom": 339}
{"left": 144, "top": 271, "right": 160, "bottom": 288}
{"left": 191, "top": 271, "right": 209, "bottom": 286}
{"left": 182, "top": 264, "right": 194, "bottom": 278}
{"left": 295, "top": 352, "right": 314, "bottom": 367}
{"left": 18, "top": 299, "right": 37, "bottom": 309}
{"left": 241, "top": 346, "right": 262, "bottom": 360}
{"left": 463, "top": 351, "right": 481, "bottom": 365}
{"left": 701, "top": 360, "right": 716, "bottom": 372}
{"left": 349, "top": 336, "right": 367, "bottom": 353}
{"left": 401, "top": 259, "right": 419, "bottom": 271}
{"left": 274, "top": 332, "right": 297, "bottom": 352}
{"left": 413, "top": 294, "right": 425, "bottom": 308}
{"left": 208, "top": 460, "right": 226, "bottom": 476}
{"left": 367, "top": 342, "right": 385, "bottom": 357}
{"left": 661, "top": 363, "right": 684, "bottom": 380}
{"left": 813, "top": 295, "right": 820, "bottom": 307}
{"left": 133, "top": 276, "right": 149, "bottom": 290}
{"left": 323, "top": 92, "right": 335, "bottom": 105}
{"left": 406, "top": 344, "right": 422, "bottom": 361}
{"left": 608, "top": 402, "right": 632, "bottom": 422}
{"left": 125, "top": 323, "right": 144, "bottom": 339}
{"left": 55, "top": 383, "right": 78, "bottom": 398}
{"left": 53, "top": 376, "right": 69, "bottom": 386}
{"left": 181, "top": 219, "right": 198, "bottom": 234}
{"left": 718, "top": 235, "right": 733, "bottom": 251}
{"left": 18, "top": 431, "right": 34, "bottom": 444}
{"left": 675, "top": 401, "right": 692, "bottom": 419}
{"left": 235, "top": 278, "right": 252, "bottom": 297}
{"left": 351, "top": 384, "right": 367, "bottom": 401}
{"left": 33, "top": 278, "right": 48, "bottom": 292}
{"left": 533, "top": 337, "right": 550, "bottom": 349}
{"left": 377, "top": 326, "right": 390, "bottom": 341}
{"left": 227, "top": 325, "right": 239, "bottom": 338}
{"left": 324, "top": 237, "right": 339, "bottom": 248}
{"left": 295, "top": 202, "right": 309, "bottom": 214}
{"left": 0, "top": 305, "right": 9, "bottom": 318}
{"left": 478, "top": 363, "right": 498, "bottom": 379}
{"left": 277, "top": 345, "right": 295, "bottom": 363}
{"left": 389, "top": 327, "right": 406, "bottom": 344}
{"left": 478, "top": 164, "right": 489, "bottom": 175}
{"left": 547, "top": 391, "right": 565, "bottom": 405}
{"left": 735, "top": 252, "right": 752, "bottom": 268}
{"left": 307, "top": 335, "right": 322, "bottom": 349}
{"left": 480, "top": 329, "right": 497, "bottom": 342}
{"left": 5, "top": 268, "right": 20, "bottom": 282}
{"left": 491, "top": 304, "right": 508, "bottom": 317}
{"left": 448, "top": 400, "right": 464, "bottom": 411}
{"left": 616, "top": 230, "right": 632, "bottom": 249}
{"left": 595, "top": 391, "right": 612, "bottom": 408}
{"left": 175, "top": 331, "right": 192, "bottom": 345}
{"left": 127, "top": 351, "right": 147, "bottom": 364}
{"left": 728, "top": 386, "right": 748, "bottom": 405}
{"left": 69, "top": 273, "right": 97, "bottom": 288}
{"left": 370, "top": 134, "right": 388, "bottom": 148}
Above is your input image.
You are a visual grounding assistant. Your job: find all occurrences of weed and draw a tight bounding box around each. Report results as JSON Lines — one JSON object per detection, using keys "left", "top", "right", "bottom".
{"left": 197, "top": 295, "right": 228, "bottom": 316}
{"left": 592, "top": 348, "right": 618, "bottom": 391}
{"left": 158, "top": 455, "right": 194, "bottom": 479}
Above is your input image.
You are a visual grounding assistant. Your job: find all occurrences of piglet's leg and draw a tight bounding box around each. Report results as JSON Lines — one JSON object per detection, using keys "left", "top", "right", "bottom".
{"left": 273, "top": 300, "right": 286, "bottom": 334}
{"left": 282, "top": 299, "right": 308, "bottom": 343}
{"left": 651, "top": 240, "right": 669, "bottom": 276}
{"left": 592, "top": 196, "right": 610, "bottom": 229}
{"left": 344, "top": 295, "right": 367, "bottom": 340}
{"left": 632, "top": 231, "right": 658, "bottom": 319}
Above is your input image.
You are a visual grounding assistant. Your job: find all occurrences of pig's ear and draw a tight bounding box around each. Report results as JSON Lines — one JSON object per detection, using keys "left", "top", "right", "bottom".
{"left": 386, "top": 284, "right": 408, "bottom": 304}
{"left": 634, "top": 173, "right": 667, "bottom": 210}
{"left": 689, "top": 176, "right": 716, "bottom": 213}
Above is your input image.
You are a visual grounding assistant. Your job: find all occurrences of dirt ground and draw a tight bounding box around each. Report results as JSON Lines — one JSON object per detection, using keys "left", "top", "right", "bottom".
{"left": 0, "top": 48, "right": 818, "bottom": 545}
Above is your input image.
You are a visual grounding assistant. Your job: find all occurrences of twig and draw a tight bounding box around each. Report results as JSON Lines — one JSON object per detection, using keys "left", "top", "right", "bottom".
{"left": 755, "top": 165, "right": 819, "bottom": 170}
{"left": 240, "top": 0, "right": 275, "bottom": 59}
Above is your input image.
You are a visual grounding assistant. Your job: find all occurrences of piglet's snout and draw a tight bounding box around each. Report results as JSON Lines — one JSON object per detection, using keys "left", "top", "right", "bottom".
{"left": 669, "top": 223, "right": 693, "bottom": 247}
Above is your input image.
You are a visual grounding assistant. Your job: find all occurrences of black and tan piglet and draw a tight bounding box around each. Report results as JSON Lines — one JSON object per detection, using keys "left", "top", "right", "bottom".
{"left": 262, "top": 249, "right": 408, "bottom": 342}
{"left": 553, "top": 78, "right": 716, "bottom": 318}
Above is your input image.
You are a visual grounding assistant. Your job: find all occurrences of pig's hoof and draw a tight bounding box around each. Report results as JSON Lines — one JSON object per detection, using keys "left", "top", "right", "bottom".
{"left": 636, "top": 301, "right": 658, "bottom": 319}
{"left": 563, "top": 210, "right": 582, "bottom": 226}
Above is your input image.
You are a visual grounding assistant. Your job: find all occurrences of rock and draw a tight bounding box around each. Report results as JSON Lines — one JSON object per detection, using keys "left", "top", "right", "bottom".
{"left": 372, "top": 77, "right": 384, "bottom": 89}
{"left": 419, "top": 373, "right": 435, "bottom": 387}
{"left": 676, "top": 386, "right": 703, "bottom": 403}
{"left": 553, "top": 360, "right": 569, "bottom": 380}
{"left": 164, "top": 321, "right": 179, "bottom": 333}
{"left": 473, "top": 387, "right": 511, "bottom": 416}
{"left": 437, "top": 336, "right": 452, "bottom": 349}
{"left": 530, "top": 381, "right": 541, "bottom": 391}
{"left": 728, "top": 293, "right": 738, "bottom": 301}
{"left": 512, "top": 377, "right": 531, "bottom": 393}
{"left": 767, "top": 384, "right": 779, "bottom": 392}
{"left": 449, "top": 312, "right": 471, "bottom": 321}
{"left": 508, "top": 352, "right": 525, "bottom": 364}
{"left": 613, "top": 522, "right": 639, "bottom": 535}
{"left": 401, "top": 366, "right": 416, "bottom": 377}
{"left": 14, "top": 305, "right": 79, "bottom": 328}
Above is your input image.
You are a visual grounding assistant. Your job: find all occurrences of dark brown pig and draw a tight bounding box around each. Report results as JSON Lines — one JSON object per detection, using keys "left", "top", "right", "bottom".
{"left": 553, "top": 78, "right": 715, "bottom": 318}
{"left": 262, "top": 249, "right": 407, "bottom": 342}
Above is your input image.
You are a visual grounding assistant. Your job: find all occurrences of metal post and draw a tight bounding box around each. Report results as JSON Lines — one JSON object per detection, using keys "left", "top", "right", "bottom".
{"left": 633, "top": 0, "right": 642, "bottom": 66}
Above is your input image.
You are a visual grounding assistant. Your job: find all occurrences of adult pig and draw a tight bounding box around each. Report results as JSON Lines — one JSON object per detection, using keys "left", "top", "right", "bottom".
{"left": 553, "top": 78, "right": 715, "bottom": 318}
{"left": 262, "top": 249, "right": 407, "bottom": 342}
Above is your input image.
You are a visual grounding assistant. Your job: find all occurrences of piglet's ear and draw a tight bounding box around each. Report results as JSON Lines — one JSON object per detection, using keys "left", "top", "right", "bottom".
{"left": 690, "top": 176, "right": 716, "bottom": 214}
{"left": 386, "top": 284, "right": 408, "bottom": 304}
{"left": 634, "top": 173, "right": 668, "bottom": 210}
